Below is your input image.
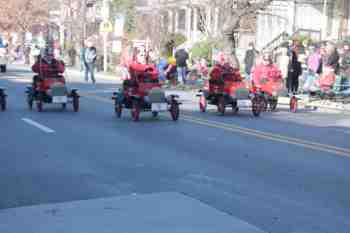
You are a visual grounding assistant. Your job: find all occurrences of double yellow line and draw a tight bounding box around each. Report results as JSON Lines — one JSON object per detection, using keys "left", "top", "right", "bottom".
{"left": 182, "top": 115, "right": 350, "bottom": 158}
{"left": 83, "top": 92, "right": 350, "bottom": 158}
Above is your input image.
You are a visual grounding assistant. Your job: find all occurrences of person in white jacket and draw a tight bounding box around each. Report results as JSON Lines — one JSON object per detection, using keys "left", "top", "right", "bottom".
{"left": 277, "top": 47, "right": 290, "bottom": 81}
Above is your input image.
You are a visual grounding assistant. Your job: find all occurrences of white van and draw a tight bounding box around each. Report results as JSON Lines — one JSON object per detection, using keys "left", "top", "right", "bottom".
{"left": 0, "top": 47, "right": 8, "bottom": 73}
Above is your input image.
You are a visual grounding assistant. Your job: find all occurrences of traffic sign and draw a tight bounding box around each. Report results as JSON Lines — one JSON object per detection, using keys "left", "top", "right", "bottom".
{"left": 114, "top": 15, "right": 125, "bottom": 37}
{"left": 100, "top": 20, "right": 113, "bottom": 33}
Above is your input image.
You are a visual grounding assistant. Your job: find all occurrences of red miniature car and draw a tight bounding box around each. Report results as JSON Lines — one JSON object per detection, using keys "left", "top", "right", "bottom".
{"left": 197, "top": 63, "right": 264, "bottom": 116}
{"left": 251, "top": 63, "right": 298, "bottom": 112}
{"left": 26, "top": 57, "right": 79, "bottom": 112}
{"left": 112, "top": 62, "right": 181, "bottom": 121}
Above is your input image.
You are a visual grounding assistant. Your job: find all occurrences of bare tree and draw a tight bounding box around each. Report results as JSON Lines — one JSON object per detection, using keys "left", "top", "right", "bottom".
{"left": 0, "top": 0, "right": 49, "bottom": 40}
{"left": 188, "top": 0, "right": 273, "bottom": 67}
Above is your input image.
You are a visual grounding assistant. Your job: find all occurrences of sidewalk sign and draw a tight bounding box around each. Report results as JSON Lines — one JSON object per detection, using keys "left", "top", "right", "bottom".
{"left": 100, "top": 20, "right": 113, "bottom": 34}
{"left": 114, "top": 14, "right": 125, "bottom": 37}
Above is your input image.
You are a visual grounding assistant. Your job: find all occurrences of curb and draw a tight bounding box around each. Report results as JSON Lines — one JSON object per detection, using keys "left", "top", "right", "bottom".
{"left": 66, "top": 68, "right": 119, "bottom": 81}
{"left": 278, "top": 97, "right": 350, "bottom": 113}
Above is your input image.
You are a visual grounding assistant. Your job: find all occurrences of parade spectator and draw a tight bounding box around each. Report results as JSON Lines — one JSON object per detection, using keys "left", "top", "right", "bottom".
{"left": 30, "top": 45, "right": 41, "bottom": 65}
{"left": 305, "top": 42, "right": 339, "bottom": 92}
{"left": 84, "top": 41, "right": 97, "bottom": 84}
{"left": 323, "top": 42, "right": 340, "bottom": 74}
{"left": 165, "top": 57, "right": 177, "bottom": 86}
{"left": 68, "top": 46, "right": 77, "bottom": 67}
{"left": 339, "top": 43, "right": 350, "bottom": 92}
{"left": 287, "top": 51, "right": 302, "bottom": 94}
{"left": 120, "top": 42, "right": 132, "bottom": 80}
{"left": 244, "top": 42, "right": 258, "bottom": 80}
{"left": 24, "top": 46, "right": 31, "bottom": 65}
{"left": 307, "top": 45, "right": 322, "bottom": 73}
{"left": 157, "top": 57, "right": 168, "bottom": 84}
{"left": 175, "top": 48, "right": 189, "bottom": 85}
{"left": 340, "top": 43, "right": 350, "bottom": 80}
{"left": 277, "top": 47, "right": 290, "bottom": 81}
{"left": 303, "top": 45, "right": 322, "bottom": 92}
{"left": 79, "top": 45, "right": 85, "bottom": 72}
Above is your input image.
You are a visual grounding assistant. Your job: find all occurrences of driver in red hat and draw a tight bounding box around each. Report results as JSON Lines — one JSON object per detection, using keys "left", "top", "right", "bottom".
{"left": 251, "top": 52, "right": 282, "bottom": 86}
{"left": 32, "top": 47, "right": 65, "bottom": 80}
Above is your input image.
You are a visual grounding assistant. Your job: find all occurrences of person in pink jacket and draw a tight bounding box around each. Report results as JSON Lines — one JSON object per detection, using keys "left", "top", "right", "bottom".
{"left": 251, "top": 52, "right": 282, "bottom": 86}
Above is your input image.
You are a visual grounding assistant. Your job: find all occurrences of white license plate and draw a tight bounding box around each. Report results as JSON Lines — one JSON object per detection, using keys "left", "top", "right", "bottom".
{"left": 237, "top": 100, "right": 251, "bottom": 107}
{"left": 151, "top": 103, "right": 168, "bottom": 112}
{"left": 53, "top": 96, "right": 68, "bottom": 103}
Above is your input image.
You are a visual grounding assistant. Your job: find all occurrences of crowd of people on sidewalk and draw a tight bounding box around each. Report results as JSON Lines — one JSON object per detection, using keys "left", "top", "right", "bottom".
{"left": 116, "top": 38, "right": 347, "bottom": 95}
{"left": 5, "top": 35, "right": 350, "bottom": 96}
{"left": 244, "top": 40, "right": 350, "bottom": 96}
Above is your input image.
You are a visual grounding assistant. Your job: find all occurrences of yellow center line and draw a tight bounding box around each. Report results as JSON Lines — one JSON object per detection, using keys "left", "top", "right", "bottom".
{"left": 83, "top": 93, "right": 350, "bottom": 158}
{"left": 181, "top": 115, "right": 350, "bottom": 154}
{"left": 182, "top": 116, "right": 350, "bottom": 157}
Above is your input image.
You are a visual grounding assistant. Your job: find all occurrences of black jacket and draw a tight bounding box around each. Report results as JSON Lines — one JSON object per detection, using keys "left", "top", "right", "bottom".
{"left": 288, "top": 51, "right": 302, "bottom": 79}
{"left": 175, "top": 49, "right": 189, "bottom": 67}
{"left": 244, "top": 49, "right": 258, "bottom": 74}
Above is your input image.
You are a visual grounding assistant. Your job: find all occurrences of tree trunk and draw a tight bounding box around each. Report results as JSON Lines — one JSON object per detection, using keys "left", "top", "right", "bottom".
{"left": 222, "top": 18, "right": 240, "bottom": 68}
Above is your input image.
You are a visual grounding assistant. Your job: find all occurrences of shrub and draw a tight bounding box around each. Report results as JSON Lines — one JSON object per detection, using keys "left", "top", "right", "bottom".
{"left": 161, "top": 33, "right": 187, "bottom": 57}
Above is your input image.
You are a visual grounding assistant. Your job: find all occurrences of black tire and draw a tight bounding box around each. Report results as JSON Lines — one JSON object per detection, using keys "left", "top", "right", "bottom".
{"left": 73, "top": 96, "right": 79, "bottom": 112}
{"left": 0, "top": 65, "right": 6, "bottom": 73}
{"left": 152, "top": 111, "right": 159, "bottom": 118}
{"left": 36, "top": 92, "right": 43, "bottom": 112}
{"left": 269, "top": 98, "right": 278, "bottom": 111}
{"left": 62, "top": 103, "right": 67, "bottom": 111}
{"left": 0, "top": 95, "right": 6, "bottom": 111}
{"left": 252, "top": 96, "right": 263, "bottom": 117}
{"left": 131, "top": 100, "right": 140, "bottom": 121}
{"left": 217, "top": 96, "right": 225, "bottom": 115}
{"left": 232, "top": 101, "right": 239, "bottom": 114}
{"left": 262, "top": 98, "right": 268, "bottom": 112}
{"left": 170, "top": 101, "right": 180, "bottom": 121}
{"left": 115, "top": 101, "right": 122, "bottom": 118}
{"left": 37, "top": 100, "right": 43, "bottom": 112}
{"left": 27, "top": 94, "right": 33, "bottom": 110}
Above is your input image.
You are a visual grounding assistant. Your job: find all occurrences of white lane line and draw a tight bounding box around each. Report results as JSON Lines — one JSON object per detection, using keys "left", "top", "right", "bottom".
{"left": 22, "top": 118, "right": 55, "bottom": 133}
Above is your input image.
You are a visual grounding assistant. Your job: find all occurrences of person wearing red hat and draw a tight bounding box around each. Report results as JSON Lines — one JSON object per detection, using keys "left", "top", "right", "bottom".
{"left": 31, "top": 47, "right": 65, "bottom": 87}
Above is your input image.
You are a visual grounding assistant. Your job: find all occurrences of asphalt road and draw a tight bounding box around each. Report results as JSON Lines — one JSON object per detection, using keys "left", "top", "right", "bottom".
{"left": 1, "top": 65, "right": 350, "bottom": 233}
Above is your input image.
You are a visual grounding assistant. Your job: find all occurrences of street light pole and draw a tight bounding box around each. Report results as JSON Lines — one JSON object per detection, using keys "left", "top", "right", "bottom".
{"left": 82, "top": 0, "right": 87, "bottom": 47}
{"left": 322, "top": 0, "right": 328, "bottom": 40}
{"left": 102, "top": 0, "right": 110, "bottom": 72}
{"left": 292, "top": 0, "right": 297, "bottom": 33}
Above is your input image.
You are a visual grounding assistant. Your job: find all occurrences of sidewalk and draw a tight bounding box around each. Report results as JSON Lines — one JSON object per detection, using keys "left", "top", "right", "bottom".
{"left": 166, "top": 88, "right": 350, "bottom": 114}
{"left": 66, "top": 67, "right": 121, "bottom": 83}
{"left": 0, "top": 192, "right": 266, "bottom": 233}
{"left": 278, "top": 95, "right": 350, "bottom": 113}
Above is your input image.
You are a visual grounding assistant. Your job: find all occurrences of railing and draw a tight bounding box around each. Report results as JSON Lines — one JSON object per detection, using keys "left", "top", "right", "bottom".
{"left": 291, "top": 28, "right": 322, "bottom": 42}
{"left": 262, "top": 28, "right": 322, "bottom": 53}
{"left": 262, "top": 31, "right": 289, "bottom": 52}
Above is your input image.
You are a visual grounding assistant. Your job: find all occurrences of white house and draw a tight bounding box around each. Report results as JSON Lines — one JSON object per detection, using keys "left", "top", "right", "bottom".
{"left": 256, "top": 0, "right": 350, "bottom": 50}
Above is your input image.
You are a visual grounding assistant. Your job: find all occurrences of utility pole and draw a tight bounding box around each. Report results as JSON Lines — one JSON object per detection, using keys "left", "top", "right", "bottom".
{"left": 292, "top": 0, "right": 297, "bottom": 33}
{"left": 102, "top": 0, "right": 110, "bottom": 72}
{"left": 82, "top": 0, "right": 87, "bottom": 47}
{"left": 322, "top": 0, "right": 328, "bottom": 40}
